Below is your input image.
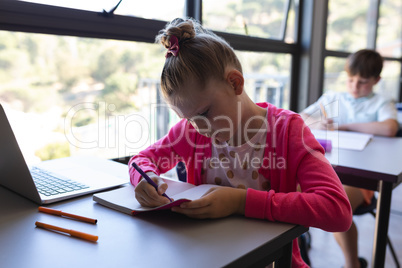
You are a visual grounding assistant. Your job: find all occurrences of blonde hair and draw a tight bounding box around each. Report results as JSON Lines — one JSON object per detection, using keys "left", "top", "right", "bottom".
{"left": 155, "top": 18, "right": 242, "bottom": 104}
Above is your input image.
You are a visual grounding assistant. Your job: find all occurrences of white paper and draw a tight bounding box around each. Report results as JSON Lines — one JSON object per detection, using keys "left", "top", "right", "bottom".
{"left": 311, "top": 129, "right": 373, "bottom": 151}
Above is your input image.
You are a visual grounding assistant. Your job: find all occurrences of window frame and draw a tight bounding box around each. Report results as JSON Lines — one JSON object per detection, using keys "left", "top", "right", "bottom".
{"left": 1, "top": 0, "right": 400, "bottom": 110}
{"left": 0, "top": 0, "right": 302, "bottom": 110}
{"left": 323, "top": 0, "right": 402, "bottom": 102}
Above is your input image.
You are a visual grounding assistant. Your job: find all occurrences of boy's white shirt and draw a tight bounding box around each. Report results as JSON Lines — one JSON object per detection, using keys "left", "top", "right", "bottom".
{"left": 302, "top": 91, "right": 397, "bottom": 125}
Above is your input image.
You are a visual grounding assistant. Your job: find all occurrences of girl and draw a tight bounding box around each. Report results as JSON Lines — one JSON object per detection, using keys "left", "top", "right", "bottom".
{"left": 129, "top": 18, "right": 352, "bottom": 268}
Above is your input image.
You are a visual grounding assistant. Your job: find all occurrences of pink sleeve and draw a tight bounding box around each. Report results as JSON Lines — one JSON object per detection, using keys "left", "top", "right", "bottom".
{"left": 128, "top": 155, "right": 159, "bottom": 186}
{"left": 245, "top": 116, "right": 352, "bottom": 232}
{"left": 128, "top": 119, "right": 187, "bottom": 186}
{"left": 128, "top": 119, "right": 202, "bottom": 186}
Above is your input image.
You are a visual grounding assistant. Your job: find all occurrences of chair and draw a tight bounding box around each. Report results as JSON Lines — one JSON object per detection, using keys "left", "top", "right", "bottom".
{"left": 176, "top": 161, "right": 187, "bottom": 182}
{"left": 396, "top": 127, "right": 402, "bottom": 138}
{"left": 354, "top": 195, "right": 400, "bottom": 268}
{"left": 298, "top": 231, "right": 311, "bottom": 266}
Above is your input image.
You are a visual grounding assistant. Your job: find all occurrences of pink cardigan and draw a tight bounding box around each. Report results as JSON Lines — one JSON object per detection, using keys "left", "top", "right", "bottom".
{"left": 129, "top": 103, "right": 352, "bottom": 267}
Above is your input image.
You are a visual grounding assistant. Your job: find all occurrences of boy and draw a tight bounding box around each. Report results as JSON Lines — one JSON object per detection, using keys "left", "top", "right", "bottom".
{"left": 300, "top": 49, "right": 399, "bottom": 268}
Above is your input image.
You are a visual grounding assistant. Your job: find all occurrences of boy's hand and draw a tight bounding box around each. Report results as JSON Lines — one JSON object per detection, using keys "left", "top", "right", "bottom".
{"left": 134, "top": 174, "right": 171, "bottom": 207}
{"left": 304, "top": 117, "right": 336, "bottom": 131}
{"left": 171, "top": 187, "right": 246, "bottom": 219}
{"left": 318, "top": 118, "right": 336, "bottom": 131}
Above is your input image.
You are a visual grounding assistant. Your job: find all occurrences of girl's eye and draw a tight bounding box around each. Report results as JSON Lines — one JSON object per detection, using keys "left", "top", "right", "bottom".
{"left": 199, "top": 109, "right": 209, "bottom": 117}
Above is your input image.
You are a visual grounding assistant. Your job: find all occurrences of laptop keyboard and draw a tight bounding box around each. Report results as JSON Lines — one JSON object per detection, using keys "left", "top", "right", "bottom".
{"left": 31, "top": 167, "right": 89, "bottom": 196}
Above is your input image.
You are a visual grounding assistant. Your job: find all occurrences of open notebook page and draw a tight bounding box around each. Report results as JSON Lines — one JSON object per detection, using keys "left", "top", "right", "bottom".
{"left": 311, "top": 129, "right": 373, "bottom": 151}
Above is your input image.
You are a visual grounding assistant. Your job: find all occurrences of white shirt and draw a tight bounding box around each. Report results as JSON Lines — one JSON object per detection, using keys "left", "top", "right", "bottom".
{"left": 302, "top": 91, "right": 397, "bottom": 125}
{"left": 201, "top": 117, "right": 270, "bottom": 191}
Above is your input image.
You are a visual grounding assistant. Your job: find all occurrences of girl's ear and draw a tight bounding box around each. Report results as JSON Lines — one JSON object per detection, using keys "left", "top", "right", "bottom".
{"left": 226, "top": 69, "right": 244, "bottom": 95}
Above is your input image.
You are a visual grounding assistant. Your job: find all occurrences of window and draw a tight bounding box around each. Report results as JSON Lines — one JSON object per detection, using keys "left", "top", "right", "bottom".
{"left": 0, "top": 0, "right": 303, "bottom": 164}
{"left": 323, "top": 57, "right": 401, "bottom": 102}
{"left": 326, "top": 0, "right": 370, "bottom": 52}
{"left": 380, "top": 61, "right": 402, "bottom": 101}
{"left": 377, "top": 0, "right": 402, "bottom": 58}
{"left": 238, "top": 51, "right": 291, "bottom": 109}
{"left": 323, "top": 56, "right": 347, "bottom": 94}
{"left": 325, "top": 0, "right": 401, "bottom": 102}
{"left": 203, "top": 0, "right": 297, "bottom": 42}
{"left": 0, "top": 31, "right": 165, "bottom": 164}
{"left": 19, "top": 0, "right": 185, "bottom": 21}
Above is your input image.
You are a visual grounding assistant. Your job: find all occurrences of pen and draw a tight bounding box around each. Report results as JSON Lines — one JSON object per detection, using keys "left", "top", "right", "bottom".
{"left": 35, "top": 221, "right": 98, "bottom": 242}
{"left": 132, "top": 162, "right": 172, "bottom": 202}
{"left": 38, "top": 206, "right": 97, "bottom": 224}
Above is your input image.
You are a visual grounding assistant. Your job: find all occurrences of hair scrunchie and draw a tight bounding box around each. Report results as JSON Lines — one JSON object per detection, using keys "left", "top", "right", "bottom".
{"left": 165, "top": 35, "right": 180, "bottom": 58}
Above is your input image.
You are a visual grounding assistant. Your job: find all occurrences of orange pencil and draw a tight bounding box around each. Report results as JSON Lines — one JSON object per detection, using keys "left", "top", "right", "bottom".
{"left": 319, "top": 103, "right": 327, "bottom": 119}
{"left": 35, "top": 221, "right": 98, "bottom": 242}
{"left": 38, "top": 206, "right": 97, "bottom": 224}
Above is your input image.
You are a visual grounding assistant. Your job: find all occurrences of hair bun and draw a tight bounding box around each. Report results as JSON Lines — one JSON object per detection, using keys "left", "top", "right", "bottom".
{"left": 156, "top": 18, "right": 197, "bottom": 48}
{"left": 156, "top": 18, "right": 242, "bottom": 102}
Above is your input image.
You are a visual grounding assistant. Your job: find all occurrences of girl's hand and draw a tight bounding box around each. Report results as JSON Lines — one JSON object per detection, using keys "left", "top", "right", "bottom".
{"left": 134, "top": 173, "right": 171, "bottom": 207}
{"left": 171, "top": 187, "right": 246, "bottom": 219}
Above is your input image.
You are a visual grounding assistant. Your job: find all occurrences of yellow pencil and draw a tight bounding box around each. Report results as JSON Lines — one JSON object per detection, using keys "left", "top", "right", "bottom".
{"left": 319, "top": 103, "right": 327, "bottom": 119}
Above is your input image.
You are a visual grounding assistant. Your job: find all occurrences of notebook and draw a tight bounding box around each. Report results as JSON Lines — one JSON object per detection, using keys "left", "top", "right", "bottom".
{"left": 311, "top": 129, "right": 373, "bottom": 151}
{"left": 93, "top": 179, "right": 219, "bottom": 215}
{"left": 0, "top": 104, "right": 128, "bottom": 204}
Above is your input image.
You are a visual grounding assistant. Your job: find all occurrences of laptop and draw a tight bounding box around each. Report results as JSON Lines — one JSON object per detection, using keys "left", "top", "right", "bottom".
{"left": 0, "top": 104, "right": 129, "bottom": 204}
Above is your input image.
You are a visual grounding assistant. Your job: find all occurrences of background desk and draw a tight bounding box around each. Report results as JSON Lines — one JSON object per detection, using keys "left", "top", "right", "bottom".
{"left": 0, "top": 186, "right": 307, "bottom": 268}
{"left": 325, "top": 136, "right": 402, "bottom": 268}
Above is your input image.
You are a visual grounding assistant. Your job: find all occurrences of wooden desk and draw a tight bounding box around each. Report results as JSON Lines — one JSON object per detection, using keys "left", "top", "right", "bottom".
{"left": 325, "top": 136, "right": 402, "bottom": 268}
{"left": 0, "top": 186, "right": 307, "bottom": 268}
